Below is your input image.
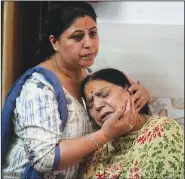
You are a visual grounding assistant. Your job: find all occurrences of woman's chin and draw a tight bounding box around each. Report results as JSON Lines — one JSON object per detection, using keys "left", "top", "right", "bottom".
{"left": 80, "top": 58, "right": 95, "bottom": 68}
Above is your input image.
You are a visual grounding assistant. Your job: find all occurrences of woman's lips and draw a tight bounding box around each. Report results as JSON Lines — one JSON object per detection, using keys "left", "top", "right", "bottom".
{"left": 81, "top": 53, "right": 94, "bottom": 60}
{"left": 100, "top": 112, "right": 113, "bottom": 123}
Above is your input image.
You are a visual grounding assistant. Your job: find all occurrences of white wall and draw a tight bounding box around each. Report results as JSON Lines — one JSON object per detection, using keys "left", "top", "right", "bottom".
{"left": 90, "top": 2, "right": 184, "bottom": 98}
{"left": 91, "top": 2, "right": 184, "bottom": 25}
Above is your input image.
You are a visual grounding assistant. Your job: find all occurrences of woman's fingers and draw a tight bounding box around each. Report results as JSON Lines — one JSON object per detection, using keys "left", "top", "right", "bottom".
{"left": 120, "top": 99, "right": 131, "bottom": 120}
{"left": 126, "top": 100, "right": 136, "bottom": 132}
{"left": 101, "top": 99, "right": 138, "bottom": 138}
{"left": 101, "top": 104, "right": 126, "bottom": 138}
{"left": 129, "top": 83, "right": 149, "bottom": 102}
{"left": 129, "top": 83, "right": 150, "bottom": 113}
{"left": 129, "top": 83, "right": 142, "bottom": 102}
{"left": 120, "top": 99, "right": 135, "bottom": 126}
{"left": 131, "top": 90, "right": 142, "bottom": 102}
{"left": 128, "top": 83, "right": 139, "bottom": 93}
{"left": 134, "top": 95, "right": 144, "bottom": 109}
{"left": 109, "top": 104, "right": 125, "bottom": 123}
{"left": 136, "top": 100, "right": 146, "bottom": 113}
{"left": 131, "top": 99, "right": 137, "bottom": 125}
{"left": 131, "top": 99, "right": 135, "bottom": 113}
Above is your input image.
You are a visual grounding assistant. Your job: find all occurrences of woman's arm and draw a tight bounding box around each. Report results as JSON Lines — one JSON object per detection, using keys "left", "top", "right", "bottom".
{"left": 57, "top": 99, "right": 136, "bottom": 169}
{"left": 57, "top": 130, "right": 109, "bottom": 169}
{"left": 18, "top": 80, "right": 135, "bottom": 172}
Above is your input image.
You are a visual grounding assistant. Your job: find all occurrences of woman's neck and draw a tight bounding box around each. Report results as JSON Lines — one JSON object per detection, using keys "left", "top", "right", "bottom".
{"left": 130, "top": 114, "right": 148, "bottom": 133}
{"left": 52, "top": 55, "right": 84, "bottom": 83}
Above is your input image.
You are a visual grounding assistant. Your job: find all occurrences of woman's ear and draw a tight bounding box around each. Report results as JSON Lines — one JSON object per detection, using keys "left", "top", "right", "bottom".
{"left": 49, "top": 35, "right": 59, "bottom": 51}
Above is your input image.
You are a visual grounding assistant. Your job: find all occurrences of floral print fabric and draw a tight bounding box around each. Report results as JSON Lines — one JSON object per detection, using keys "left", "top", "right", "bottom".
{"left": 80, "top": 116, "right": 184, "bottom": 179}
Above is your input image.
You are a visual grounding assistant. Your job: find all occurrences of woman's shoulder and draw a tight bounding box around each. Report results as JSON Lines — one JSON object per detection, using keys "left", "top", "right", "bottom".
{"left": 16, "top": 72, "right": 56, "bottom": 103}
{"left": 147, "top": 115, "right": 180, "bottom": 124}
{"left": 23, "top": 72, "right": 55, "bottom": 92}
{"left": 143, "top": 115, "right": 184, "bottom": 134}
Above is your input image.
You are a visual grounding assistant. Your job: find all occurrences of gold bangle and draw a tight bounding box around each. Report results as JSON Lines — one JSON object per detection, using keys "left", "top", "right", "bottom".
{"left": 88, "top": 134, "right": 99, "bottom": 150}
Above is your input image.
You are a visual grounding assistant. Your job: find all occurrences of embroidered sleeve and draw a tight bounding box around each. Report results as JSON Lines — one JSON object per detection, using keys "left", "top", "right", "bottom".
{"left": 15, "top": 79, "right": 62, "bottom": 172}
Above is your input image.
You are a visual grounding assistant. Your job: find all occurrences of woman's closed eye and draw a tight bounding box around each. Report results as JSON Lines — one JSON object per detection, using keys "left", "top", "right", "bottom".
{"left": 101, "top": 91, "right": 109, "bottom": 98}
{"left": 87, "top": 90, "right": 109, "bottom": 109}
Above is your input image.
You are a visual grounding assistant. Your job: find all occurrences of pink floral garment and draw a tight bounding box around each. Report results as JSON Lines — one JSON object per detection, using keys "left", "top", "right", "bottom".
{"left": 79, "top": 116, "right": 184, "bottom": 179}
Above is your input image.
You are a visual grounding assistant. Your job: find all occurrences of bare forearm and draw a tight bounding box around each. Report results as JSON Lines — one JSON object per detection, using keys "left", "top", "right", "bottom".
{"left": 57, "top": 130, "right": 110, "bottom": 170}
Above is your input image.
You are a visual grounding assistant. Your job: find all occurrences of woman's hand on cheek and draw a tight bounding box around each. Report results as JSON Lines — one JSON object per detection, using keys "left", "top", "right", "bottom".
{"left": 100, "top": 104, "right": 125, "bottom": 139}
{"left": 128, "top": 83, "right": 150, "bottom": 113}
{"left": 100, "top": 99, "right": 137, "bottom": 139}
{"left": 119, "top": 99, "right": 137, "bottom": 133}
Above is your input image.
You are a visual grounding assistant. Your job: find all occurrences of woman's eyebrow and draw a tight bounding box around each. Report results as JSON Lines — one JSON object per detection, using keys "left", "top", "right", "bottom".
{"left": 72, "top": 26, "right": 97, "bottom": 34}
{"left": 72, "top": 30, "right": 84, "bottom": 33}
{"left": 96, "top": 87, "right": 109, "bottom": 93}
{"left": 89, "top": 26, "right": 97, "bottom": 30}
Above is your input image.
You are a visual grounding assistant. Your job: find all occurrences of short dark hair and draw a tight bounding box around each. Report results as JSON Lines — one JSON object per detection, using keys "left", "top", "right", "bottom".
{"left": 81, "top": 68, "right": 149, "bottom": 115}
{"left": 36, "top": 2, "right": 97, "bottom": 62}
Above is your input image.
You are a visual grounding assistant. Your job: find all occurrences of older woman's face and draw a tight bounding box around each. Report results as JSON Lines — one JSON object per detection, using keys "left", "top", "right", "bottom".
{"left": 84, "top": 80, "right": 131, "bottom": 126}
{"left": 55, "top": 16, "right": 99, "bottom": 68}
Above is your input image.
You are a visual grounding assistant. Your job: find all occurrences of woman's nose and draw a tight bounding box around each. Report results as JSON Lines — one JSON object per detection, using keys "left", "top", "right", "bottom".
{"left": 94, "top": 98, "right": 105, "bottom": 112}
{"left": 83, "top": 35, "right": 93, "bottom": 48}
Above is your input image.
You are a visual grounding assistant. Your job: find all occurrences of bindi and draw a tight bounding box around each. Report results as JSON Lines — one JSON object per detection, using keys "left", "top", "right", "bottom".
{"left": 84, "top": 21, "right": 89, "bottom": 30}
